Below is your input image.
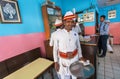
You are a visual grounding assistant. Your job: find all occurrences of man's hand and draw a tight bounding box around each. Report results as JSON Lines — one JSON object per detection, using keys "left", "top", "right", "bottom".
{"left": 54, "top": 62, "right": 60, "bottom": 72}
{"left": 79, "top": 57, "right": 86, "bottom": 61}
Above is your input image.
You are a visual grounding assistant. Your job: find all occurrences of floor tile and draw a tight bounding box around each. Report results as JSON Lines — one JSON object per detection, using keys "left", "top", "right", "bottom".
{"left": 97, "top": 45, "right": 120, "bottom": 79}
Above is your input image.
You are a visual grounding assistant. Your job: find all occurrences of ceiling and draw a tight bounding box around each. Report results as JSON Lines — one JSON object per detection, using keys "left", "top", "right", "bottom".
{"left": 97, "top": 0, "right": 120, "bottom": 7}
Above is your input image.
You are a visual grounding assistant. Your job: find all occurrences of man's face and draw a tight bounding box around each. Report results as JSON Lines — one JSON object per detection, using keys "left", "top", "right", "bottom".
{"left": 64, "top": 19, "right": 74, "bottom": 31}
{"left": 100, "top": 17, "right": 104, "bottom": 22}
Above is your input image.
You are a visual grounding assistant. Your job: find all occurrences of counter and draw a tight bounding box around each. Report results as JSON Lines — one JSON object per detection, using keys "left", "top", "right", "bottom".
{"left": 80, "top": 36, "right": 99, "bottom": 79}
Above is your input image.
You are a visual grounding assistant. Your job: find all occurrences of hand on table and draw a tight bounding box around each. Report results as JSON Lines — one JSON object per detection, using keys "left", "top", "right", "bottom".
{"left": 79, "top": 57, "right": 86, "bottom": 62}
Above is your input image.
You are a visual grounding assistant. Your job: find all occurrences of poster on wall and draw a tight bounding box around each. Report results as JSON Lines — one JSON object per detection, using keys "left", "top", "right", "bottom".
{"left": 108, "top": 10, "right": 116, "bottom": 19}
{"left": 83, "top": 12, "right": 94, "bottom": 22}
{"left": 0, "top": 0, "right": 21, "bottom": 23}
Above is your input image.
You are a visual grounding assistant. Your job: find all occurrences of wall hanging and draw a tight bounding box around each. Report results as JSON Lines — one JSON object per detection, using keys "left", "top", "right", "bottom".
{"left": 108, "top": 10, "right": 116, "bottom": 19}
{"left": 83, "top": 12, "right": 94, "bottom": 22}
{"left": 0, "top": 0, "right": 21, "bottom": 23}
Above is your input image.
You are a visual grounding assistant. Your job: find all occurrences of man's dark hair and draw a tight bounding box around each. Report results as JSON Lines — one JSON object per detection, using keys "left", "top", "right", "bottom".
{"left": 100, "top": 15, "right": 106, "bottom": 19}
{"left": 56, "top": 26, "right": 61, "bottom": 29}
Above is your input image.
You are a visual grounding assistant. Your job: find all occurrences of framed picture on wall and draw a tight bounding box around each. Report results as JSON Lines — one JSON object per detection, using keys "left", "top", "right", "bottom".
{"left": 0, "top": 0, "right": 21, "bottom": 23}
{"left": 108, "top": 10, "right": 116, "bottom": 19}
{"left": 83, "top": 12, "right": 94, "bottom": 22}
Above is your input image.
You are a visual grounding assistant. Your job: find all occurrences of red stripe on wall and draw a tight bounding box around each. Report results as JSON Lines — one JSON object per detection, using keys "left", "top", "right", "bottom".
{"left": 0, "top": 33, "right": 46, "bottom": 62}
{"left": 84, "top": 26, "right": 95, "bottom": 35}
{"left": 109, "top": 22, "right": 120, "bottom": 44}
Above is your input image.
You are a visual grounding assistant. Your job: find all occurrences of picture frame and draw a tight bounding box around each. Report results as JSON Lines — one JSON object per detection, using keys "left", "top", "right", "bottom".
{"left": 108, "top": 10, "right": 116, "bottom": 19}
{"left": 83, "top": 12, "right": 94, "bottom": 22}
{"left": 0, "top": 0, "right": 21, "bottom": 23}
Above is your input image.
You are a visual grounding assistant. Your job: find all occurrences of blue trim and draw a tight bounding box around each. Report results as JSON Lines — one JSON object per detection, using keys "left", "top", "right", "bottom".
{"left": 98, "top": 4, "right": 120, "bottom": 23}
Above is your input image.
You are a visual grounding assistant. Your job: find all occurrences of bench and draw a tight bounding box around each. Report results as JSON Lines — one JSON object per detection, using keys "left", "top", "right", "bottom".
{"left": 0, "top": 48, "right": 41, "bottom": 79}
{"left": 3, "top": 58, "right": 53, "bottom": 79}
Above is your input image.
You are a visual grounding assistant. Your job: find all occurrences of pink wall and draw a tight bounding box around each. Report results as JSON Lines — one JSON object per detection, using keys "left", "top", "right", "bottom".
{"left": 109, "top": 22, "right": 120, "bottom": 44}
{"left": 0, "top": 22, "right": 119, "bottom": 62}
{"left": 84, "top": 26, "right": 95, "bottom": 35}
{"left": 84, "top": 22, "right": 120, "bottom": 44}
{"left": 0, "top": 33, "right": 46, "bottom": 62}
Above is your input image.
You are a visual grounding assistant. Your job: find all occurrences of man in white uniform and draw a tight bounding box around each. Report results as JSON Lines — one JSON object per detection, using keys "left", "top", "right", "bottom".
{"left": 72, "top": 19, "right": 84, "bottom": 41}
{"left": 49, "top": 19, "right": 63, "bottom": 47}
{"left": 53, "top": 11, "right": 84, "bottom": 79}
{"left": 72, "top": 20, "right": 82, "bottom": 35}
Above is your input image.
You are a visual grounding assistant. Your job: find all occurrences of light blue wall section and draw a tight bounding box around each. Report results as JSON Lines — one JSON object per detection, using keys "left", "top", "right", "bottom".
{"left": 61, "top": 0, "right": 97, "bottom": 27}
{"left": 61, "top": 0, "right": 91, "bottom": 14}
{"left": 99, "top": 4, "right": 120, "bottom": 23}
{"left": 61, "top": 0, "right": 98, "bottom": 14}
{"left": 78, "top": 9, "right": 96, "bottom": 27}
{"left": 0, "top": 0, "right": 109, "bottom": 36}
{"left": 0, "top": 0, "right": 62, "bottom": 36}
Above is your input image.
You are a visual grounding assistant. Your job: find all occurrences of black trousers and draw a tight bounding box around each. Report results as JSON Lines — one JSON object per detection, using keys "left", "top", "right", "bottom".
{"left": 98, "top": 35, "right": 108, "bottom": 56}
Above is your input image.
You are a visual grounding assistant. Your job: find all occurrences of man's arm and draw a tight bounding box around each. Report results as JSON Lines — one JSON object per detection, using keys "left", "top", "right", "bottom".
{"left": 76, "top": 34, "right": 82, "bottom": 59}
{"left": 77, "top": 25, "right": 82, "bottom": 35}
{"left": 49, "top": 33, "right": 54, "bottom": 47}
{"left": 53, "top": 37, "right": 59, "bottom": 62}
{"left": 53, "top": 37, "right": 59, "bottom": 71}
{"left": 76, "top": 34, "right": 87, "bottom": 61}
{"left": 105, "top": 24, "right": 109, "bottom": 34}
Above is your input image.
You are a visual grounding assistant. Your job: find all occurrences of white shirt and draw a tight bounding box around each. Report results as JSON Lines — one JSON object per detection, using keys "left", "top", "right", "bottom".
{"left": 72, "top": 23, "right": 81, "bottom": 34}
{"left": 49, "top": 29, "right": 61, "bottom": 46}
{"left": 53, "top": 29, "right": 82, "bottom": 62}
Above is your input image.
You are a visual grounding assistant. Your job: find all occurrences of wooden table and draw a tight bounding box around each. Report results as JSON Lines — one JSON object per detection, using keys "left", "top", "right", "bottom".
{"left": 3, "top": 58, "right": 53, "bottom": 79}
{"left": 80, "top": 36, "right": 99, "bottom": 79}
{"left": 80, "top": 36, "right": 98, "bottom": 46}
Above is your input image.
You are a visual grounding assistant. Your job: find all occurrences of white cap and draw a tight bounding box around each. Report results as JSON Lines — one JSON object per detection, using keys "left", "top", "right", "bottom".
{"left": 63, "top": 11, "right": 76, "bottom": 20}
{"left": 54, "top": 19, "right": 62, "bottom": 27}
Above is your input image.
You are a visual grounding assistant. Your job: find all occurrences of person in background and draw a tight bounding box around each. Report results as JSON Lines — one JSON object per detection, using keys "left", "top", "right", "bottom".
{"left": 105, "top": 20, "right": 113, "bottom": 53}
{"left": 72, "top": 19, "right": 82, "bottom": 35}
{"left": 49, "top": 19, "right": 63, "bottom": 47}
{"left": 72, "top": 17, "right": 84, "bottom": 41}
{"left": 53, "top": 11, "right": 84, "bottom": 79}
{"left": 98, "top": 15, "right": 109, "bottom": 57}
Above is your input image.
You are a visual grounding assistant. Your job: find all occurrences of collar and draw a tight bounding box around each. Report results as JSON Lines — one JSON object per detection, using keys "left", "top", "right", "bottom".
{"left": 63, "top": 29, "right": 72, "bottom": 33}
{"left": 100, "top": 21, "right": 105, "bottom": 25}
{"left": 101, "top": 21, "right": 105, "bottom": 23}
{"left": 56, "top": 29, "right": 61, "bottom": 31}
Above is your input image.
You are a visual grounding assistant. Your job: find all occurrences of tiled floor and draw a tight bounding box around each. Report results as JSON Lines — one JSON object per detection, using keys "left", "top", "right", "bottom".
{"left": 97, "top": 45, "right": 120, "bottom": 79}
